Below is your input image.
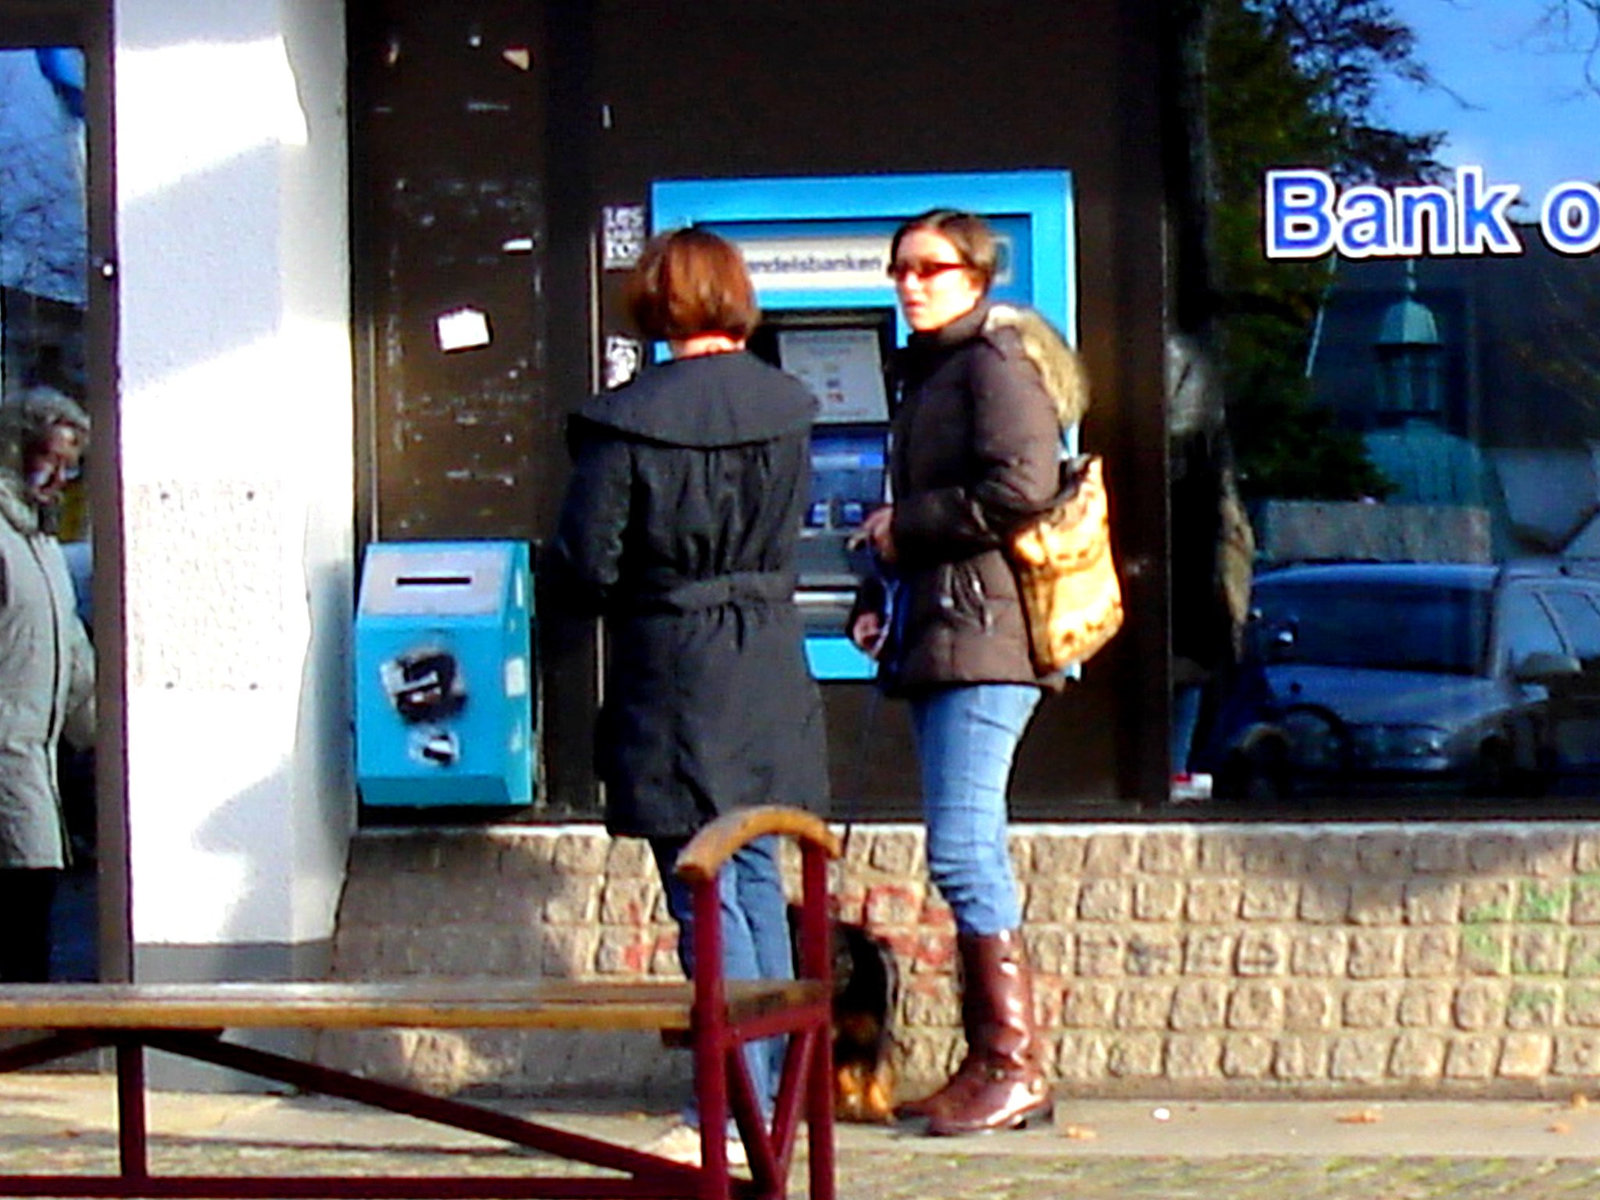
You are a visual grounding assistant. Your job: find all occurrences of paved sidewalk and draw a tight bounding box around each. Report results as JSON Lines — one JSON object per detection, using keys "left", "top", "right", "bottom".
{"left": 2, "top": 1075, "right": 1599, "bottom": 1198}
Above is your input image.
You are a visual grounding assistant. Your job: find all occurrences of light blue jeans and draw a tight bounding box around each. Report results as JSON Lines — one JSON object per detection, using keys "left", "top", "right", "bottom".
{"left": 652, "top": 833, "right": 792, "bottom": 1127}
{"left": 910, "top": 684, "right": 1041, "bottom": 937}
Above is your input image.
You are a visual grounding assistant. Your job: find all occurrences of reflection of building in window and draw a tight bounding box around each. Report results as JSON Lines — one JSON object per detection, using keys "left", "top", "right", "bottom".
{"left": 1305, "top": 242, "right": 1600, "bottom": 563}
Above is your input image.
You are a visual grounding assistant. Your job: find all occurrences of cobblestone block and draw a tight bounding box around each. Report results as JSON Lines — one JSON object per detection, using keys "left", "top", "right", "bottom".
{"left": 1023, "top": 880, "right": 1079, "bottom": 923}
{"left": 541, "top": 879, "right": 600, "bottom": 925}
{"left": 551, "top": 832, "right": 610, "bottom": 874}
{"left": 1138, "top": 830, "right": 1197, "bottom": 875}
{"left": 1304, "top": 834, "right": 1360, "bottom": 878}
{"left": 1243, "top": 833, "right": 1308, "bottom": 875}
{"left": 1411, "top": 831, "right": 1469, "bottom": 874}
{"left": 1552, "top": 1033, "right": 1600, "bottom": 1077}
{"left": 1077, "top": 930, "right": 1126, "bottom": 977}
{"left": 604, "top": 837, "right": 652, "bottom": 876}
{"left": 1515, "top": 879, "right": 1570, "bottom": 924}
{"left": 1083, "top": 832, "right": 1142, "bottom": 876}
{"left": 1062, "top": 981, "right": 1118, "bottom": 1028}
{"left": 1404, "top": 928, "right": 1458, "bottom": 977}
{"left": 1227, "top": 982, "right": 1285, "bottom": 1031}
{"left": 1235, "top": 929, "right": 1288, "bottom": 977}
{"left": 1403, "top": 880, "right": 1461, "bottom": 925}
{"left": 1023, "top": 927, "right": 1073, "bottom": 974}
{"left": 1078, "top": 878, "right": 1132, "bottom": 922}
{"left": 1511, "top": 927, "right": 1566, "bottom": 975}
{"left": 1460, "top": 878, "right": 1516, "bottom": 923}
{"left": 903, "top": 928, "right": 957, "bottom": 974}
{"left": 1329, "top": 1034, "right": 1390, "bottom": 1081}
{"left": 1170, "top": 980, "right": 1230, "bottom": 1031}
{"left": 1115, "top": 984, "right": 1176, "bottom": 1031}
{"left": 1240, "top": 881, "right": 1298, "bottom": 921}
{"left": 1578, "top": 833, "right": 1600, "bottom": 873}
{"left": 1125, "top": 932, "right": 1182, "bottom": 977}
{"left": 1459, "top": 925, "right": 1510, "bottom": 975}
{"left": 868, "top": 828, "right": 922, "bottom": 875}
{"left": 539, "top": 926, "right": 599, "bottom": 977}
{"left": 1453, "top": 979, "right": 1506, "bottom": 1031}
{"left": 1348, "top": 882, "right": 1405, "bottom": 926}
{"left": 1274, "top": 1036, "right": 1328, "bottom": 1080}
{"left": 1572, "top": 880, "right": 1600, "bottom": 926}
{"left": 1567, "top": 984, "right": 1600, "bottom": 1027}
{"left": 594, "top": 928, "right": 659, "bottom": 975}
{"left": 1498, "top": 1032, "right": 1553, "bottom": 1078}
{"left": 1186, "top": 880, "right": 1241, "bottom": 923}
{"left": 1054, "top": 1032, "right": 1110, "bottom": 1081}
{"left": 864, "top": 882, "right": 925, "bottom": 927}
{"left": 1030, "top": 831, "right": 1087, "bottom": 876}
{"left": 1522, "top": 830, "right": 1576, "bottom": 877}
{"left": 1164, "top": 1033, "right": 1223, "bottom": 1078}
{"left": 600, "top": 879, "right": 657, "bottom": 925}
{"left": 1506, "top": 983, "right": 1561, "bottom": 1030}
{"left": 1197, "top": 832, "right": 1247, "bottom": 875}
{"left": 1467, "top": 835, "right": 1519, "bottom": 875}
{"left": 1346, "top": 929, "right": 1404, "bottom": 978}
{"left": 1356, "top": 832, "right": 1412, "bottom": 876}
{"left": 1443, "top": 1034, "right": 1499, "bottom": 1080}
{"left": 1221, "top": 1034, "right": 1274, "bottom": 1078}
{"left": 1184, "top": 930, "right": 1236, "bottom": 976}
{"left": 1388, "top": 1031, "right": 1446, "bottom": 1079}
{"left": 1284, "top": 982, "right": 1336, "bottom": 1031}
{"left": 1399, "top": 982, "right": 1452, "bottom": 1028}
{"left": 1290, "top": 929, "right": 1348, "bottom": 977}
{"left": 1107, "top": 1035, "right": 1164, "bottom": 1077}
{"left": 901, "top": 977, "right": 959, "bottom": 1028}
{"left": 1133, "top": 878, "right": 1185, "bottom": 921}
{"left": 1342, "top": 984, "right": 1399, "bottom": 1030}
{"left": 1298, "top": 883, "right": 1349, "bottom": 924}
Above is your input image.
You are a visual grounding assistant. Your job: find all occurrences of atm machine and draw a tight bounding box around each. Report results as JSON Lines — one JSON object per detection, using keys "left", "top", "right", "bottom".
{"left": 650, "top": 170, "right": 1077, "bottom": 679}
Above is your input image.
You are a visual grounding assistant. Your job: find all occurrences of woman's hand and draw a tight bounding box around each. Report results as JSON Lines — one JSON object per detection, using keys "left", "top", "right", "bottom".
{"left": 855, "top": 504, "right": 897, "bottom": 565}
{"left": 849, "top": 610, "right": 885, "bottom": 659}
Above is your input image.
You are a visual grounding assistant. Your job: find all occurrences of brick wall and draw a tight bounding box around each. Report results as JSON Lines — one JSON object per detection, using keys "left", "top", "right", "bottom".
{"left": 320, "top": 821, "right": 1600, "bottom": 1100}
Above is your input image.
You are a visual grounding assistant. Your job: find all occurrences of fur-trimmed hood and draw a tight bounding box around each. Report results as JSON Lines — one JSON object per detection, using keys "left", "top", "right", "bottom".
{"left": 982, "top": 303, "right": 1090, "bottom": 429}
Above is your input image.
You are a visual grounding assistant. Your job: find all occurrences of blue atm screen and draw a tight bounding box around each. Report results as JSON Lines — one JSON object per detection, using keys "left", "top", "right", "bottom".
{"left": 808, "top": 431, "right": 886, "bottom": 530}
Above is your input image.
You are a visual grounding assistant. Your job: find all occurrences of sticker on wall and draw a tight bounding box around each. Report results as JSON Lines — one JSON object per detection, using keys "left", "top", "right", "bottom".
{"left": 603, "top": 205, "right": 647, "bottom": 270}
{"left": 605, "top": 335, "right": 643, "bottom": 389}
{"left": 436, "top": 306, "right": 492, "bottom": 353}
{"left": 503, "top": 47, "right": 531, "bottom": 72}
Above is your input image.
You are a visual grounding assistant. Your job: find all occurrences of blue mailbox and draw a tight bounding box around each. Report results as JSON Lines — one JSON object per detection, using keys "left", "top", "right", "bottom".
{"left": 354, "top": 541, "right": 534, "bottom": 808}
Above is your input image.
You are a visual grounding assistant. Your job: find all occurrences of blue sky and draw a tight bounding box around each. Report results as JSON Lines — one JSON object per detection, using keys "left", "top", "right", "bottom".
{"left": 1378, "top": 1, "right": 1600, "bottom": 212}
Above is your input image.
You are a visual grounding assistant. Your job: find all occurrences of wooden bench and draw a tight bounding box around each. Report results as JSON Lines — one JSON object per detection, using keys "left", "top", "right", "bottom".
{"left": 0, "top": 805, "right": 840, "bottom": 1200}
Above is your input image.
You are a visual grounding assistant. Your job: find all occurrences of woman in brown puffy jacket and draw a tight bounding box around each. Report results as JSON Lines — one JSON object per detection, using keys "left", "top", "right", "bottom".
{"left": 851, "top": 209, "right": 1087, "bottom": 1136}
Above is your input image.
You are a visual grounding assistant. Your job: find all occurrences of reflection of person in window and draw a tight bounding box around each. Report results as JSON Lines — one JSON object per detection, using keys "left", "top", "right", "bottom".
{"left": 0, "top": 387, "right": 94, "bottom": 982}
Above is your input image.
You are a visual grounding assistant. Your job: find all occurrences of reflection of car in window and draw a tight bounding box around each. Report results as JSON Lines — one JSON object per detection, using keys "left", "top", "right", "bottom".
{"left": 1200, "top": 562, "right": 1600, "bottom": 800}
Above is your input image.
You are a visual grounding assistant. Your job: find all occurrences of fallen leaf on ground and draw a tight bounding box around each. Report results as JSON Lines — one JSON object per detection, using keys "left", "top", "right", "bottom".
{"left": 1336, "top": 1108, "right": 1383, "bottom": 1124}
{"left": 1569, "top": 1092, "right": 1590, "bottom": 1111}
{"left": 1548, "top": 1121, "right": 1572, "bottom": 1135}
{"left": 1060, "top": 1124, "right": 1099, "bottom": 1140}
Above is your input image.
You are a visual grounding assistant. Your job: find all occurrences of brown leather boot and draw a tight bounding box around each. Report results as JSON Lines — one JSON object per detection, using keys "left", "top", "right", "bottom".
{"left": 924, "top": 930, "right": 1050, "bottom": 1136}
{"left": 893, "top": 948, "right": 987, "bottom": 1122}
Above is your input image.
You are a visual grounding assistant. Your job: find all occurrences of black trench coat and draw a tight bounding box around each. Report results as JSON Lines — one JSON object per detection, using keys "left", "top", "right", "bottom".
{"left": 549, "top": 351, "right": 830, "bottom": 839}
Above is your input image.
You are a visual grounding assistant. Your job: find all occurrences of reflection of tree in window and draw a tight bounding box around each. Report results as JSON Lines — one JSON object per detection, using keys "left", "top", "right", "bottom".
{"left": 0, "top": 48, "right": 87, "bottom": 402}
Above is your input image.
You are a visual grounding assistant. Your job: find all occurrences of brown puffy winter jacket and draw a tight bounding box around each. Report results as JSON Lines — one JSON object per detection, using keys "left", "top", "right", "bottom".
{"left": 874, "top": 300, "right": 1086, "bottom": 692}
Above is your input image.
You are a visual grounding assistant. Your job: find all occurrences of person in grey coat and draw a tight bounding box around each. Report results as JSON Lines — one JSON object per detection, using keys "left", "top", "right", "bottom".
{"left": 0, "top": 386, "right": 94, "bottom": 982}
{"left": 549, "top": 228, "right": 828, "bottom": 1166}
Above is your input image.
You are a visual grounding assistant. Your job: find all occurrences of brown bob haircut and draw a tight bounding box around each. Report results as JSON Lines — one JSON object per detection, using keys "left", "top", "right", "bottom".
{"left": 890, "top": 209, "right": 999, "bottom": 293}
{"left": 624, "top": 227, "right": 761, "bottom": 342}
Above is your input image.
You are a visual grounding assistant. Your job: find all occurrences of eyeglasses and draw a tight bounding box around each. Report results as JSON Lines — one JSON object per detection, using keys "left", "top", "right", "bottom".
{"left": 887, "top": 260, "right": 970, "bottom": 283}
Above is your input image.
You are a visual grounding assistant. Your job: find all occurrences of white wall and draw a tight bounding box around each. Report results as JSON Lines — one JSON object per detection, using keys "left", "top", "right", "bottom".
{"left": 114, "top": 0, "right": 353, "bottom": 958}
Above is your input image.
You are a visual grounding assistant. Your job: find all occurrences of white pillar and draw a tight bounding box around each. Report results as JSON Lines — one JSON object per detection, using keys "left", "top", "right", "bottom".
{"left": 114, "top": 0, "right": 353, "bottom": 984}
